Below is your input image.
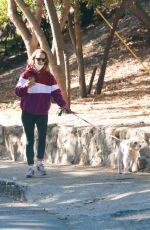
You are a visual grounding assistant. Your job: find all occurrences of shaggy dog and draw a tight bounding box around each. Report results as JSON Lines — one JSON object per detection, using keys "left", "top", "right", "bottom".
{"left": 116, "top": 138, "right": 143, "bottom": 174}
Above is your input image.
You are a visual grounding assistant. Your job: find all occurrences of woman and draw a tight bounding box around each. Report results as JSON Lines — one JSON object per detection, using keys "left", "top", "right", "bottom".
{"left": 16, "top": 48, "right": 66, "bottom": 178}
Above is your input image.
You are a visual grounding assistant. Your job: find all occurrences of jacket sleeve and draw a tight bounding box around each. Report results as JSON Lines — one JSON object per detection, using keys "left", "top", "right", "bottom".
{"left": 51, "top": 89, "right": 66, "bottom": 107}
{"left": 50, "top": 74, "right": 66, "bottom": 107}
{"left": 15, "top": 75, "right": 28, "bottom": 97}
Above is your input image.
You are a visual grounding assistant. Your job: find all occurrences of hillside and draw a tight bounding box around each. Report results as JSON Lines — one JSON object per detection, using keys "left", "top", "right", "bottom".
{"left": 0, "top": 7, "right": 150, "bottom": 128}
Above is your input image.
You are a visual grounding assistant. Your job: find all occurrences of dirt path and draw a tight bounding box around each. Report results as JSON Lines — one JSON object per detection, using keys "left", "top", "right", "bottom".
{"left": 1, "top": 161, "right": 150, "bottom": 230}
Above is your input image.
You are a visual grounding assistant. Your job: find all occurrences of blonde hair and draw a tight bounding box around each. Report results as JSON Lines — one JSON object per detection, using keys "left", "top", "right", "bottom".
{"left": 28, "top": 49, "right": 49, "bottom": 70}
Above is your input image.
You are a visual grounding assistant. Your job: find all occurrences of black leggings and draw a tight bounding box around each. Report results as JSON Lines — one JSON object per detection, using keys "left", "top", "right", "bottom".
{"left": 22, "top": 112, "right": 48, "bottom": 165}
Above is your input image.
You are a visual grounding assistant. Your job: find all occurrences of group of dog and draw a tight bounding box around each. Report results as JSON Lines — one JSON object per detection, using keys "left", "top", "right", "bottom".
{"left": 114, "top": 129, "right": 147, "bottom": 174}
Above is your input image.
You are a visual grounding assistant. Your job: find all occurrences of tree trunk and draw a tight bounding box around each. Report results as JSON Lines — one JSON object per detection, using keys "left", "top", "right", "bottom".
{"left": 74, "top": 2, "right": 87, "bottom": 98}
{"left": 51, "top": 0, "right": 71, "bottom": 63}
{"left": 87, "top": 66, "right": 97, "bottom": 95}
{"left": 8, "top": 0, "right": 43, "bottom": 57}
{"left": 30, "top": 0, "right": 44, "bottom": 51}
{"left": 125, "top": 0, "right": 150, "bottom": 30}
{"left": 8, "top": 0, "right": 33, "bottom": 57}
{"left": 59, "top": 0, "right": 71, "bottom": 31}
{"left": 44, "top": 0, "right": 65, "bottom": 72}
{"left": 95, "top": 3, "right": 125, "bottom": 94}
{"left": 124, "top": 0, "right": 150, "bottom": 47}
{"left": 64, "top": 53, "right": 71, "bottom": 108}
{"left": 68, "top": 13, "right": 76, "bottom": 51}
{"left": 146, "top": 30, "right": 150, "bottom": 47}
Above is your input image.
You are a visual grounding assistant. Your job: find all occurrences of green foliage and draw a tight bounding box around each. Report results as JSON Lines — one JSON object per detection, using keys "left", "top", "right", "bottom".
{"left": 81, "top": 0, "right": 122, "bottom": 8}
{"left": 25, "top": 0, "right": 36, "bottom": 4}
{"left": 0, "top": 0, "right": 36, "bottom": 29}
{"left": 24, "top": 0, "right": 37, "bottom": 12}
{"left": 104, "top": 0, "right": 122, "bottom": 7}
{"left": 0, "top": 0, "right": 36, "bottom": 57}
{"left": 83, "top": 0, "right": 100, "bottom": 8}
{"left": 0, "top": 0, "right": 8, "bottom": 28}
{"left": 54, "top": 0, "right": 63, "bottom": 10}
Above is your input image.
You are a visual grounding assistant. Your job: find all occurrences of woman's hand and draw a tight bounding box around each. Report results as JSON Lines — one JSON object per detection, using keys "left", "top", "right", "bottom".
{"left": 63, "top": 107, "right": 72, "bottom": 113}
{"left": 57, "top": 107, "right": 72, "bottom": 116}
{"left": 25, "top": 77, "right": 35, "bottom": 88}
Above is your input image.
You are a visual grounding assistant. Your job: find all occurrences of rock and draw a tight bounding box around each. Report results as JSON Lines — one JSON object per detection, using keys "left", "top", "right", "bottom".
{"left": 0, "top": 125, "right": 150, "bottom": 172}
{"left": 4, "top": 126, "right": 26, "bottom": 161}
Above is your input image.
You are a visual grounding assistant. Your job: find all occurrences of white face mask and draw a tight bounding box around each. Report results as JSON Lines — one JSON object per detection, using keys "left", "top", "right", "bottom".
{"left": 34, "top": 63, "right": 44, "bottom": 71}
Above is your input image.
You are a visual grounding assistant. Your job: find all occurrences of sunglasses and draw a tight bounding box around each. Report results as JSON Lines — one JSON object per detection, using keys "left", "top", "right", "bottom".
{"left": 35, "top": 57, "right": 46, "bottom": 62}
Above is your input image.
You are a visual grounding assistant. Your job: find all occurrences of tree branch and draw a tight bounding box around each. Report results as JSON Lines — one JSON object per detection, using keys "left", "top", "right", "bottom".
{"left": 59, "top": 0, "right": 71, "bottom": 31}
{"left": 124, "top": 0, "right": 150, "bottom": 30}
{"left": 14, "top": 0, "right": 55, "bottom": 64}
{"left": 44, "top": 0, "right": 65, "bottom": 71}
{"left": 7, "top": 0, "right": 31, "bottom": 44}
{"left": 31, "top": 0, "right": 44, "bottom": 50}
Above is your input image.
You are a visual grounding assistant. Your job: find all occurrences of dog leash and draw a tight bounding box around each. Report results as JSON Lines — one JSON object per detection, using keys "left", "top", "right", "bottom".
{"left": 58, "top": 108, "right": 121, "bottom": 142}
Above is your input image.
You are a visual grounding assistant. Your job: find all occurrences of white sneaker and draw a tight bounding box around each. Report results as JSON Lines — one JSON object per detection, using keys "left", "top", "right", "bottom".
{"left": 36, "top": 162, "right": 47, "bottom": 176}
{"left": 26, "top": 167, "right": 34, "bottom": 178}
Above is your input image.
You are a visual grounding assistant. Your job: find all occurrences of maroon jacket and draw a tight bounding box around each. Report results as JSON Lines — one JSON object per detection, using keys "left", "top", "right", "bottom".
{"left": 15, "top": 66, "right": 66, "bottom": 115}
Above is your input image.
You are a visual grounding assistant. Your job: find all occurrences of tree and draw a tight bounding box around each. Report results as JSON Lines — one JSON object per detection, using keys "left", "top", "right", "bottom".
{"left": 125, "top": 0, "right": 150, "bottom": 29}
{"left": 67, "top": 0, "right": 120, "bottom": 98}
{"left": 104, "top": 0, "right": 150, "bottom": 45}
{"left": 95, "top": 2, "right": 124, "bottom": 94}
{"left": 95, "top": 0, "right": 150, "bottom": 94}
{"left": 74, "top": 1, "right": 87, "bottom": 98}
{"left": 7, "top": 0, "right": 71, "bottom": 105}
{"left": 124, "top": 0, "right": 150, "bottom": 47}
{"left": 7, "top": 0, "right": 42, "bottom": 56}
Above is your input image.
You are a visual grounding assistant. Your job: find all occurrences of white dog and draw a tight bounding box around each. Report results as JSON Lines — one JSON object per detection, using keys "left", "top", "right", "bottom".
{"left": 116, "top": 138, "right": 143, "bottom": 174}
